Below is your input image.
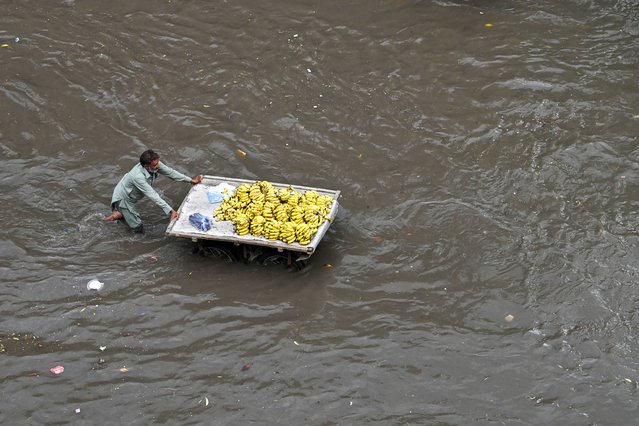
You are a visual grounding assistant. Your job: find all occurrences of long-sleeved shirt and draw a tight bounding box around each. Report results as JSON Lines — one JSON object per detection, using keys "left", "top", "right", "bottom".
{"left": 111, "top": 162, "right": 191, "bottom": 214}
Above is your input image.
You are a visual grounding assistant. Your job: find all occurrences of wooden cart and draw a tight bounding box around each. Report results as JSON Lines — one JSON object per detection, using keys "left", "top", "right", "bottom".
{"left": 165, "top": 175, "right": 340, "bottom": 268}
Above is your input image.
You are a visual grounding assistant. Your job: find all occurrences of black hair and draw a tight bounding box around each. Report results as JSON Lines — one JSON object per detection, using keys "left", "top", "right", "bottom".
{"left": 140, "top": 149, "right": 160, "bottom": 166}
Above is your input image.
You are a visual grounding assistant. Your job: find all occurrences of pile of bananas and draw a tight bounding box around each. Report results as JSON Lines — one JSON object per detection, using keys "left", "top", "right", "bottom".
{"left": 214, "top": 181, "right": 334, "bottom": 245}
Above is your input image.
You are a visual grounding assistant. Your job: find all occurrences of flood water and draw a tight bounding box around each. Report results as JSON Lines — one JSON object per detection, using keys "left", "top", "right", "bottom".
{"left": 2, "top": 0, "right": 639, "bottom": 424}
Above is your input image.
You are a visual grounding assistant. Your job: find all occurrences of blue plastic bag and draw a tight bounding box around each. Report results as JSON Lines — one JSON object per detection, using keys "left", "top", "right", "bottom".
{"left": 207, "top": 190, "right": 224, "bottom": 203}
{"left": 189, "top": 213, "right": 212, "bottom": 232}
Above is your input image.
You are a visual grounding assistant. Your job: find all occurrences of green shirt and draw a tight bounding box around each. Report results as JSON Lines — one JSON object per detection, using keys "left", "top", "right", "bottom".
{"left": 111, "top": 162, "right": 191, "bottom": 215}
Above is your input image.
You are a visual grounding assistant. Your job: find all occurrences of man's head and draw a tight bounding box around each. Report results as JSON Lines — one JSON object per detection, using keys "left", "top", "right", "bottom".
{"left": 140, "top": 150, "right": 161, "bottom": 172}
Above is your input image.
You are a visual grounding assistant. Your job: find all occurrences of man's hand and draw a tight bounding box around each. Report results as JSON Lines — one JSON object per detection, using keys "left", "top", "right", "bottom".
{"left": 191, "top": 175, "right": 203, "bottom": 185}
{"left": 169, "top": 210, "right": 179, "bottom": 221}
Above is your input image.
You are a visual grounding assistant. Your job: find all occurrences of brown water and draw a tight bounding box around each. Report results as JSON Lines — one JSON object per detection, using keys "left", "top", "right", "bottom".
{"left": 2, "top": 0, "right": 639, "bottom": 424}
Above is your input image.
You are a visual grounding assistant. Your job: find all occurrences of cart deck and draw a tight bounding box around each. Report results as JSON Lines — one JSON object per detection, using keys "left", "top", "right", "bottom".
{"left": 165, "top": 175, "right": 340, "bottom": 259}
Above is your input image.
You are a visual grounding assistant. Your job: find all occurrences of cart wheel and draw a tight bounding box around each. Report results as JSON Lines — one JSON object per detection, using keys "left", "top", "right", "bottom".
{"left": 257, "top": 253, "right": 307, "bottom": 271}
{"left": 258, "top": 253, "right": 287, "bottom": 266}
{"left": 201, "top": 244, "right": 238, "bottom": 263}
{"left": 291, "top": 259, "right": 308, "bottom": 271}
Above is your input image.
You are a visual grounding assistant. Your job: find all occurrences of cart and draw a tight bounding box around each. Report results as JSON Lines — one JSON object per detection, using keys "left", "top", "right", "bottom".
{"left": 165, "top": 175, "right": 341, "bottom": 269}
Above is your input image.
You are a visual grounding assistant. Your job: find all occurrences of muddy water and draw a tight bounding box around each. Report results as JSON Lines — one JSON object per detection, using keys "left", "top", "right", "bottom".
{"left": 2, "top": 0, "right": 639, "bottom": 424}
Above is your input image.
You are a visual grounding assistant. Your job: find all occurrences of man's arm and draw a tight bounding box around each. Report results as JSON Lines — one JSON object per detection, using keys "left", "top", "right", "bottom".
{"left": 133, "top": 175, "right": 173, "bottom": 215}
{"left": 158, "top": 162, "right": 193, "bottom": 183}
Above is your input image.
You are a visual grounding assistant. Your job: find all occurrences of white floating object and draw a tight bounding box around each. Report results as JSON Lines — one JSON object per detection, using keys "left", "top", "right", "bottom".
{"left": 87, "top": 279, "right": 104, "bottom": 291}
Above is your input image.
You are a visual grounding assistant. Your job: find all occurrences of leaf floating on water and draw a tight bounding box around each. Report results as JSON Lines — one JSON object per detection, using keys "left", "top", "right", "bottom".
{"left": 371, "top": 236, "right": 384, "bottom": 244}
{"left": 236, "top": 149, "right": 247, "bottom": 157}
{"left": 120, "top": 367, "right": 129, "bottom": 373}
{"left": 241, "top": 362, "right": 253, "bottom": 371}
{"left": 323, "top": 263, "right": 333, "bottom": 269}
{"left": 485, "top": 23, "right": 494, "bottom": 27}
{"left": 504, "top": 314, "right": 514, "bottom": 322}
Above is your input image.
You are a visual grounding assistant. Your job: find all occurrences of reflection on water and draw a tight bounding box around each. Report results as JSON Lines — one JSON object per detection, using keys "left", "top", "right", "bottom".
{"left": 1, "top": 0, "right": 639, "bottom": 423}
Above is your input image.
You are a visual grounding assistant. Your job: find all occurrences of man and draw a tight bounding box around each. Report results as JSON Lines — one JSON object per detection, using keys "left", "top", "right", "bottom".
{"left": 105, "top": 149, "right": 203, "bottom": 233}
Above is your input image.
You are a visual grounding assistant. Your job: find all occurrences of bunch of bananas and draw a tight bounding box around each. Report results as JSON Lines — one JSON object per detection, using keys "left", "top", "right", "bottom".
{"left": 233, "top": 213, "right": 250, "bottom": 236}
{"left": 214, "top": 180, "right": 334, "bottom": 245}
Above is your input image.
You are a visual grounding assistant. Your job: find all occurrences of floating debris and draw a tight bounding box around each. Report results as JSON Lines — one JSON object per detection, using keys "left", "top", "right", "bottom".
{"left": 0, "top": 35, "right": 20, "bottom": 42}
{"left": 0, "top": 333, "right": 56, "bottom": 355}
{"left": 504, "top": 314, "right": 514, "bottom": 322}
{"left": 241, "top": 362, "right": 252, "bottom": 371}
{"left": 50, "top": 365, "right": 65, "bottom": 375}
{"left": 87, "top": 279, "right": 104, "bottom": 291}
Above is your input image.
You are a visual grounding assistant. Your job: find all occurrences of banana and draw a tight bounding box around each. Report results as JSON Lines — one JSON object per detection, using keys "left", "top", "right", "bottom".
{"left": 274, "top": 203, "right": 290, "bottom": 222}
{"left": 290, "top": 206, "right": 304, "bottom": 224}
{"left": 264, "top": 220, "right": 281, "bottom": 240}
{"left": 250, "top": 215, "right": 266, "bottom": 237}
{"left": 214, "top": 181, "right": 334, "bottom": 245}
{"left": 279, "top": 222, "right": 297, "bottom": 244}
{"left": 265, "top": 187, "right": 279, "bottom": 204}
{"left": 287, "top": 192, "right": 300, "bottom": 207}
{"left": 232, "top": 213, "right": 250, "bottom": 236}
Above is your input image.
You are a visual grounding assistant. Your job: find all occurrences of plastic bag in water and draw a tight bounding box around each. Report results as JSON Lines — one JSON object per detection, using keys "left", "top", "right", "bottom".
{"left": 189, "top": 213, "right": 212, "bottom": 232}
{"left": 87, "top": 279, "right": 104, "bottom": 291}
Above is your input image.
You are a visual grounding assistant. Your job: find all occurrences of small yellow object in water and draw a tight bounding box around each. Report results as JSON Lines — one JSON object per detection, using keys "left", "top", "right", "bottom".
{"left": 120, "top": 367, "right": 129, "bottom": 373}
{"left": 1, "top": 44, "right": 9, "bottom": 48}
{"left": 484, "top": 23, "right": 493, "bottom": 27}
{"left": 236, "top": 149, "right": 247, "bottom": 157}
